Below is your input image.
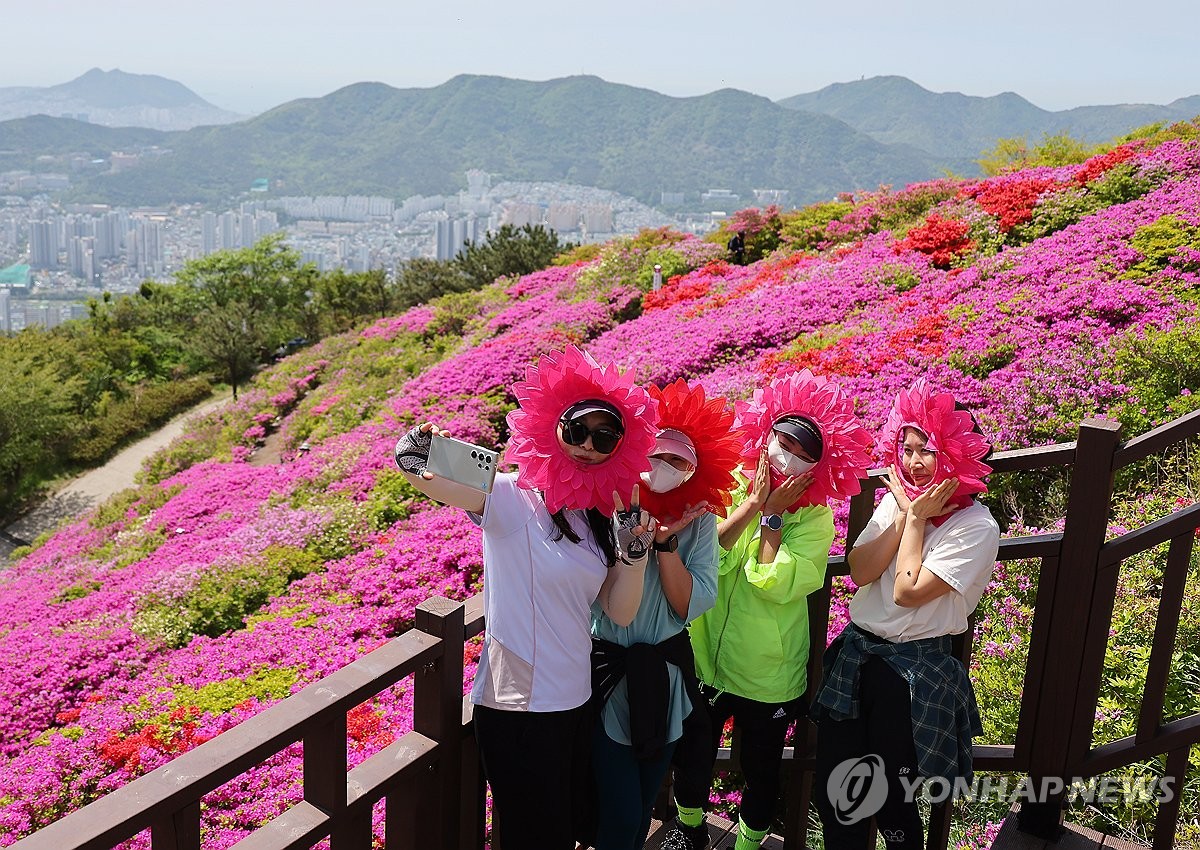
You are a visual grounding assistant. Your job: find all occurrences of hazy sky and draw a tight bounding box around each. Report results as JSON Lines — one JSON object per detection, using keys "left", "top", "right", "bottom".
{"left": 5, "top": 0, "right": 1196, "bottom": 115}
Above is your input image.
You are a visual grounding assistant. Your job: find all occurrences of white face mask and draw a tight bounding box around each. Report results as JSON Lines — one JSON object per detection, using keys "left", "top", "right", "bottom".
{"left": 640, "top": 457, "right": 694, "bottom": 493}
{"left": 767, "top": 435, "right": 816, "bottom": 477}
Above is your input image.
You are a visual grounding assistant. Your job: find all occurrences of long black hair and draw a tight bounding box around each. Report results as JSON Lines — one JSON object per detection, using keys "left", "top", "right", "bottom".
{"left": 549, "top": 506, "right": 617, "bottom": 568}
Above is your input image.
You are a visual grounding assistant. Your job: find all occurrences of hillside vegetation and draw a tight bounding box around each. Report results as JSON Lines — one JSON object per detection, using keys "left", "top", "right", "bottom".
{"left": 779, "top": 75, "right": 1200, "bottom": 162}
{"left": 1, "top": 120, "right": 1199, "bottom": 847}
{"left": 6, "top": 74, "right": 1194, "bottom": 207}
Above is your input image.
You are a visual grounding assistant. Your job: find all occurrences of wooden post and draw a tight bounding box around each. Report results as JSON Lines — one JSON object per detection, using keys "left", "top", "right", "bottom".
{"left": 1019, "top": 418, "right": 1121, "bottom": 836}
{"left": 150, "top": 801, "right": 200, "bottom": 850}
{"left": 460, "top": 703, "right": 487, "bottom": 850}
{"left": 414, "top": 596, "right": 466, "bottom": 850}
{"left": 305, "top": 712, "right": 349, "bottom": 846}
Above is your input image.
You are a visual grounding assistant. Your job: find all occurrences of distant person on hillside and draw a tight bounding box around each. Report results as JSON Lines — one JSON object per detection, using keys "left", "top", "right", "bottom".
{"left": 727, "top": 230, "right": 746, "bottom": 265}
{"left": 394, "top": 344, "right": 656, "bottom": 850}
{"left": 588, "top": 379, "right": 742, "bottom": 850}
{"left": 660, "top": 371, "right": 871, "bottom": 850}
{"left": 812, "top": 380, "right": 999, "bottom": 850}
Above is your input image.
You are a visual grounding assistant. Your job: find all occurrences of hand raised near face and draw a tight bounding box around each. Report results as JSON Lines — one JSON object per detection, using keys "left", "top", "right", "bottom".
{"left": 763, "top": 472, "right": 814, "bottom": 516}
{"left": 909, "top": 477, "right": 960, "bottom": 521}
{"left": 612, "top": 485, "right": 653, "bottom": 566}
{"left": 656, "top": 501, "right": 710, "bottom": 542}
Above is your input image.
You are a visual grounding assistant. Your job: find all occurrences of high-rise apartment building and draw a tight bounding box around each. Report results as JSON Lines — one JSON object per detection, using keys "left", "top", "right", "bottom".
{"left": 201, "top": 212, "right": 218, "bottom": 255}
{"left": 30, "top": 220, "right": 58, "bottom": 269}
{"left": 240, "top": 212, "right": 258, "bottom": 248}
{"left": 219, "top": 212, "right": 238, "bottom": 251}
{"left": 95, "top": 211, "right": 125, "bottom": 259}
{"left": 0, "top": 288, "right": 11, "bottom": 333}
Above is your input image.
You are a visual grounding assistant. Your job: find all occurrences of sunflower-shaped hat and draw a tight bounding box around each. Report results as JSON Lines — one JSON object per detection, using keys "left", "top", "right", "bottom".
{"left": 505, "top": 345, "right": 658, "bottom": 514}
{"left": 734, "top": 369, "right": 873, "bottom": 511}
{"left": 880, "top": 378, "right": 991, "bottom": 509}
{"left": 637, "top": 379, "right": 743, "bottom": 524}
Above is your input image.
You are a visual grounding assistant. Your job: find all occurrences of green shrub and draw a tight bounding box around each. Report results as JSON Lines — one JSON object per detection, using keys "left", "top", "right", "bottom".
{"left": 1010, "top": 187, "right": 1097, "bottom": 243}
{"left": 302, "top": 500, "right": 372, "bottom": 562}
{"left": 132, "top": 545, "right": 324, "bottom": 647}
{"left": 947, "top": 342, "right": 1019, "bottom": 380}
{"left": 90, "top": 482, "right": 183, "bottom": 529}
{"left": 872, "top": 263, "right": 922, "bottom": 293}
{"left": 173, "top": 666, "right": 300, "bottom": 715}
{"left": 51, "top": 580, "right": 101, "bottom": 604}
{"left": 1122, "top": 215, "right": 1200, "bottom": 287}
{"left": 366, "top": 470, "right": 421, "bottom": 530}
{"left": 1088, "top": 162, "right": 1159, "bottom": 207}
{"left": 85, "top": 523, "right": 169, "bottom": 569}
{"left": 632, "top": 247, "right": 692, "bottom": 291}
{"left": 428, "top": 287, "right": 508, "bottom": 338}
{"left": 1105, "top": 321, "right": 1200, "bottom": 434}
{"left": 66, "top": 378, "right": 213, "bottom": 466}
{"left": 876, "top": 183, "right": 961, "bottom": 234}
{"left": 553, "top": 242, "right": 603, "bottom": 265}
{"left": 779, "top": 200, "right": 855, "bottom": 250}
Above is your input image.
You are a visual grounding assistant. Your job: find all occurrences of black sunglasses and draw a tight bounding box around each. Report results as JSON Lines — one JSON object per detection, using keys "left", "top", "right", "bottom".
{"left": 560, "top": 418, "right": 624, "bottom": 455}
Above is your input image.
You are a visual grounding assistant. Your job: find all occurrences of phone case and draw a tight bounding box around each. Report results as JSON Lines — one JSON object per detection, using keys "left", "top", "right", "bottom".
{"left": 426, "top": 434, "right": 499, "bottom": 494}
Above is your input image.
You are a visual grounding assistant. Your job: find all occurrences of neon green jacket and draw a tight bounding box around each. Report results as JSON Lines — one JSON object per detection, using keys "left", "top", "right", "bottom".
{"left": 690, "top": 476, "right": 834, "bottom": 704}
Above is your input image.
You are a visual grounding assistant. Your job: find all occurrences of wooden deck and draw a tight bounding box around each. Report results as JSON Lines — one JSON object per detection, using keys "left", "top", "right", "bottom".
{"left": 611, "top": 805, "right": 1152, "bottom": 850}
{"left": 991, "top": 806, "right": 1151, "bottom": 850}
{"left": 637, "top": 813, "right": 786, "bottom": 849}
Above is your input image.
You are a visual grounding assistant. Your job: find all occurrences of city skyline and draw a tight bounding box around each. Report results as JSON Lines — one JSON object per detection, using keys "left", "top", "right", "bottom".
{"left": 4, "top": 0, "right": 1197, "bottom": 115}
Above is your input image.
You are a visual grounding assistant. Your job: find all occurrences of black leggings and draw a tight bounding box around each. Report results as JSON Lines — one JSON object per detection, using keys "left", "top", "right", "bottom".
{"left": 473, "top": 703, "right": 592, "bottom": 850}
{"left": 815, "top": 656, "right": 924, "bottom": 850}
{"left": 672, "top": 686, "right": 805, "bottom": 832}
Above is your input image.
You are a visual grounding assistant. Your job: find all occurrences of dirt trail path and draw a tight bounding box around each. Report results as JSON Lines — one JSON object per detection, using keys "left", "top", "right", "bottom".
{"left": 0, "top": 391, "right": 233, "bottom": 564}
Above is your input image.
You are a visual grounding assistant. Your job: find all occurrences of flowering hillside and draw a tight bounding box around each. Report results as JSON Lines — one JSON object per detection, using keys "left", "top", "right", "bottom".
{"left": 2, "top": 123, "right": 1199, "bottom": 848}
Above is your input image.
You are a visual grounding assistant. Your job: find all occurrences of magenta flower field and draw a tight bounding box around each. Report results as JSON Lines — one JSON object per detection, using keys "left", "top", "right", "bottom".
{"left": 3, "top": 125, "right": 1200, "bottom": 847}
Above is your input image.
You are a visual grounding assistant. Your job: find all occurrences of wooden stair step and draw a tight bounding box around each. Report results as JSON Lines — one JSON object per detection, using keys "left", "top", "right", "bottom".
{"left": 990, "top": 804, "right": 1150, "bottom": 850}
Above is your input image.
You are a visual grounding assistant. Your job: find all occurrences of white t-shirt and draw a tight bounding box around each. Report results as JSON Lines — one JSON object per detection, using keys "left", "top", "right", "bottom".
{"left": 849, "top": 494, "right": 1000, "bottom": 642}
{"left": 469, "top": 472, "right": 609, "bottom": 712}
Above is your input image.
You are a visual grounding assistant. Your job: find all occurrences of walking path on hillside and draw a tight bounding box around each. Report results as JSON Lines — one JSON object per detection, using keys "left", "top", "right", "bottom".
{"left": 0, "top": 391, "right": 233, "bottom": 565}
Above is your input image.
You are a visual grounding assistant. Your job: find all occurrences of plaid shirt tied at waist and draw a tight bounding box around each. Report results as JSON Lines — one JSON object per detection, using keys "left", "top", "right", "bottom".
{"left": 812, "top": 621, "right": 982, "bottom": 785}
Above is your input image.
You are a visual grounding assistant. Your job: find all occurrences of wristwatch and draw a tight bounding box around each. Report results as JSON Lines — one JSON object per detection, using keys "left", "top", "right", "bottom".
{"left": 760, "top": 513, "right": 783, "bottom": 532}
{"left": 653, "top": 534, "right": 679, "bottom": 553}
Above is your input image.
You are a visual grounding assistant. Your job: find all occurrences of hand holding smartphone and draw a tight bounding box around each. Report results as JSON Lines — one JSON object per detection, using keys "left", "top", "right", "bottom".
{"left": 426, "top": 433, "right": 499, "bottom": 494}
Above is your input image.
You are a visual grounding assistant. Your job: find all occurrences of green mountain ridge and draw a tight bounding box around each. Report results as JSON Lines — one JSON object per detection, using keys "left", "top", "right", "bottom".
{"left": 1, "top": 74, "right": 949, "bottom": 207}
{"left": 7, "top": 73, "right": 1192, "bottom": 208}
{"left": 779, "top": 75, "right": 1200, "bottom": 160}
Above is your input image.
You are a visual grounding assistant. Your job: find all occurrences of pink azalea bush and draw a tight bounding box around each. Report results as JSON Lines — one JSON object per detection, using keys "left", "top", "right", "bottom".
{"left": 4, "top": 129, "right": 1200, "bottom": 847}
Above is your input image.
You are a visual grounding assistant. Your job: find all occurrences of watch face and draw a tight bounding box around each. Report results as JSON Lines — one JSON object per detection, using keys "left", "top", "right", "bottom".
{"left": 763, "top": 514, "right": 783, "bottom": 531}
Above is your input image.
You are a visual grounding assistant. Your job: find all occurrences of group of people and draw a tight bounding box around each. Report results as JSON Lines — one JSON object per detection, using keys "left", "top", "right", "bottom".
{"left": 394, "top": 344, "right": 1000, "bottom": 850}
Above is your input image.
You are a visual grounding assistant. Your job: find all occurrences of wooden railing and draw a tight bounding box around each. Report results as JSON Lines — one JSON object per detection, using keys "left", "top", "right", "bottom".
{"left": 11, "top": 595, "right": 488, "bottom": 850}
{"left": 10, "top": 411, "right": 1200, "bottom": 849}
{"left": 775, "top": 411, "right": 1200, "bottom": 849}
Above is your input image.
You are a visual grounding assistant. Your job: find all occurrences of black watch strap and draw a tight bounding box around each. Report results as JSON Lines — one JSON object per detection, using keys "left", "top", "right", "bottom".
{"left": 652, "top": 534, "right": 679, "bottom": 553}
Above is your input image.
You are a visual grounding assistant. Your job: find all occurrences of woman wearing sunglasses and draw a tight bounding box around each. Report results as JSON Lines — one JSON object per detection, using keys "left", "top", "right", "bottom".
{"left": 662, "top": 370, "right": 872, "bottom": 850}
{"left": 812, "top": 380, "right": 999, "bottom": 850}
{"left": 588, "top": 379, "right": 743, "bottom": 850}
{"left": 394, "top": 345, "right": 658, "bottom": 850}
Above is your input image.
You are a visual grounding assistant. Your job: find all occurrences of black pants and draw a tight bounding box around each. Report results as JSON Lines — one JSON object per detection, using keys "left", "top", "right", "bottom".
{"left": 473, "top": 703, "right": 592, "bottom": 850}
{"left": 672, "top": 685, "right": 805, "bottom": 832}
{"left": 815, "top": 656, "right": 923, "bottom": 850}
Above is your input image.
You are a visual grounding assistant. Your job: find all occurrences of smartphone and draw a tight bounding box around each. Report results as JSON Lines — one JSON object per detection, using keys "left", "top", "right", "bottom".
{"left": 426, "top": 433, "right": 499, "bottom": 494}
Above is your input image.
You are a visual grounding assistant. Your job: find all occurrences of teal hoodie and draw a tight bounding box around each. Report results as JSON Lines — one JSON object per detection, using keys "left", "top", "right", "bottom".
{"left": 690, "top": 476, "right": 834, "bottom": 704}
